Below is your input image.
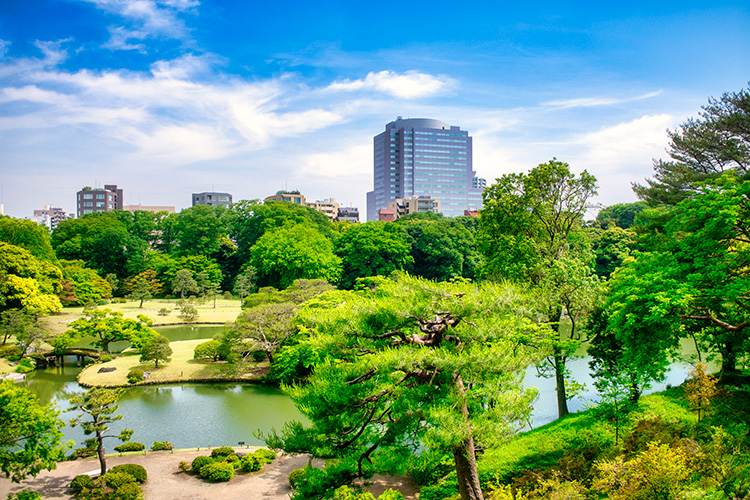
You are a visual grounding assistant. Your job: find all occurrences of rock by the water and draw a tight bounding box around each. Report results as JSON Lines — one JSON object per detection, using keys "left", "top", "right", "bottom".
{"left": 98, "top": 366, "right": 117, "bottom": 373}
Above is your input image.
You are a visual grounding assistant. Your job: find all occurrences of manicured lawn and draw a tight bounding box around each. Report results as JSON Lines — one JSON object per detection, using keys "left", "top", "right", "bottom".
{"left": 77, "top": 338, "right": 268, "bottom": 387}
{"left": 41, "top": 298, "right": 244, "bottom": 335}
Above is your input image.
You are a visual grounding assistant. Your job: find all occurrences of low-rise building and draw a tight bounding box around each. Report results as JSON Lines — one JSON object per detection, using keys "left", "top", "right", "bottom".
{"left": 387, "top": 196, "right": 441, "bottom": 219}
{"left": 123, "top": 204, "right": 176, "bottom": 214}
{"left": 307, "top": 198, "right": 340, "bottom": 221}
{"left": 76, "top": 184, "right": 123, "bottom": 218}
{"left": 336, "top": 206, "right": 360, "bottom": 223}
{"left": 192, "top": 192, "right": 232, "bottom": 207}
{"left": 265, "top": 190, "right": 306, "bottom": 205}
{"left": 33, "top": 205, "right": 74, "bottom": 231}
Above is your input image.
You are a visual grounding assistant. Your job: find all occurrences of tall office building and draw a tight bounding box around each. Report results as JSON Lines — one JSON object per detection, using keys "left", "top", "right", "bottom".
{"left": 367, "top": 118, "right": 485, "bottom": 220}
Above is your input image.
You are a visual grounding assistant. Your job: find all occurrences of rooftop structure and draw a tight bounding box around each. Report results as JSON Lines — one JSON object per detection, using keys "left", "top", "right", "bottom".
{"left": 265, "top": 190, "right": 306, "bottom": 205}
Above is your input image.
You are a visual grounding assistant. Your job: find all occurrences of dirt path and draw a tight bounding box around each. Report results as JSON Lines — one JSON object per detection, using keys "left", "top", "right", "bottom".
{"left": 0, "top": 449, "right": 420, "bottom": 500}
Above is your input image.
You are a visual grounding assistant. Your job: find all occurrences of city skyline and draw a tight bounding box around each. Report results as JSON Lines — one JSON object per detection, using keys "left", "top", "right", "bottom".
{"left": 1, "top": 1, "right": 749, "bottom": 218}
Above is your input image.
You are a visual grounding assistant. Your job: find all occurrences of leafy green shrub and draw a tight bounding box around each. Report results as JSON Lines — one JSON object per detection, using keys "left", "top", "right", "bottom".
{"left": 419, "top": 479, "right": 459, "bottom": 500}
{"left": 210, "top": 446, "right": 235, "bottom": 458}
{"left": 331, "top": 485, "right": 376, "bottom": 499}
{"left": 157, "top": 308, "right": 171, "bottom": 316}
{"left": 289, "top": 467, "right": 306, "bottom": 488}
{"left": 151, "top": 441, "right": 173, "bottom": 451}
{"left": 253, "top": 448, "right": 276, "bottom": 463}
{"left": 178, "top": 461, "right": 190, "bottom": 472}
{"left": 199, "top": 462, "right": 234, "bottom": 482}
{"left": 240, "top": 453, "right": 262, "bottom": 472}
{"left": 191, "top": 455, "right": 214, "bottom": 472}
{"left": 223, "top": 291, "right": 233, "bottom": 300}
{"left": 225, "top": 454, "right": 240, "bottom": 468}
{"left": 15, "top": 358, "right": 35, "bottom": 373}
{"left": 71, "top": 474, "right": 94, "bottom": 493}
{"left": 103, "top": 471, "right": 136, "bottom": 490}
{"left": 101, "top": 355, "right": 112, "bottom": 362}
{"left": 378, "top": 490, "right": 405, "bottom": 500}
{"left": 114, "top": 442, "right": 145, "bottom": 453}
{"left": 113, "top": 482, "right": 144, "bottom": 500}
{"left": 110, "top": 464, "right": 147, "bottom": 484}
{"left": 7, "top": 490, "right": 41, "bottom": 500}
{"left": 126, "top": 370, "right": 144, "bottom": 384}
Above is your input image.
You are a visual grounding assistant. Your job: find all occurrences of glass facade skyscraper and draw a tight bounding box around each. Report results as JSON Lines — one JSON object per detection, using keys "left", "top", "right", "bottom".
{"left": 366, "top": 118, "right": 484, "bottom": 220}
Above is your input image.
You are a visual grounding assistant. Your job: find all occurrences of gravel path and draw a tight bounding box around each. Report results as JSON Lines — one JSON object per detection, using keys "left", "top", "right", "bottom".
{"left": 0, "top": 449, "right": 419, "bottom": 500}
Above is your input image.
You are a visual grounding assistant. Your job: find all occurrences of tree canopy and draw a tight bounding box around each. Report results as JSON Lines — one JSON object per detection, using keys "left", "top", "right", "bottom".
{"left": 250, "top": 223, "right": 341, "bottom": 289}
{"left": 0, "top": 380, "right": 68, "bottom": 482}
{"left": 268, "top": 273, "right": 549, "bottom": 500}
{"left": 633, "top": 86, "right": 750, "bottom": 205}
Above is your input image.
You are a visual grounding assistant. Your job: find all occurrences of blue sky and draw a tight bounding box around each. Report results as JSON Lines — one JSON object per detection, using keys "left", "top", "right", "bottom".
{"left": 1, "top": 0, "right": 749, "bottom": 218}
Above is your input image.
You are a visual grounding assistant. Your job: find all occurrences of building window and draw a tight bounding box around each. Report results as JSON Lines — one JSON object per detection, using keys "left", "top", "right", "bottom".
{"left": 96, "top": 194, "right": 105, "bottom": 199}
{"left": 83, "top": 201, "right": 93, "bottom": 207}
{"left": 83, "top": 194, "right": 93, "bottom": 200}
{"left": 96, "top": 202, "right": 105, "bottom": 208}
{"left": 108, "top": 204, "right": 114, "bottom": 209}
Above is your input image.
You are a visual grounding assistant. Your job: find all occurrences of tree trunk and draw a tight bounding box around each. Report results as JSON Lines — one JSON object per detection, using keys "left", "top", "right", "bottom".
{"left": 139, "top": 298, "right": 144, "bottom": 308}
{"left": 96, "top": 431, "right": 107, "bottom": 475}
{"left": 554, "top": 347, "right": 569, "bottom": 418}
{"left": 721, "top": 340, "right": 740, "bottom": 376}
{"left": 454, "top": 375, "right": 484, "bottom": 500}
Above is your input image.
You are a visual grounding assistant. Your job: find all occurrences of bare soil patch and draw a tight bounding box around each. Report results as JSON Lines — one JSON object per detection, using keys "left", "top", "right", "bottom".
{"left": 0, "top": 449, "right": 419, "bottom": 500}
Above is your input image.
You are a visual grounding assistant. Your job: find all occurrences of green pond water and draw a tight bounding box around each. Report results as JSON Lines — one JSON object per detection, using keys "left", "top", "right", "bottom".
{"left": 22, "top": 326, "right": 706, "bottom": 451}
{"left": 26, "top": 325, "right": 305, "bottom": 452}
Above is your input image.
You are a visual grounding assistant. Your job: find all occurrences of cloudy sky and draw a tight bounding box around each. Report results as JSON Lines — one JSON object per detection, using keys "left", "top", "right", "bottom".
{"left": 1, "top": 0, "right": 749, "bottom": 219}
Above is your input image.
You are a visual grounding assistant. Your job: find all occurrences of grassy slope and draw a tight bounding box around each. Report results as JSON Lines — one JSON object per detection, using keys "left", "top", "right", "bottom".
{"left": 40, "top": 298, "right": 244, "bottom": 336}
{"left": 478, "top": 386, "right": 696, "bottom": 482}
{"left": 77, "top": 338, "right": 269, "bottom": 387}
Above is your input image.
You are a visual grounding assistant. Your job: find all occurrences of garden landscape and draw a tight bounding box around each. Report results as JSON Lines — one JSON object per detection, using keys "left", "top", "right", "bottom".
{"left": 1, "top": 86, "right": 750, "bottom": 500}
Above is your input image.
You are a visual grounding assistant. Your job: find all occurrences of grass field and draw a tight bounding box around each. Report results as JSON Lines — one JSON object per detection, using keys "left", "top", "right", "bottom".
{"left": 41, "top": 298, "right": 244, "bottom": 336}
{"left": 77, "top": 338, "right": 269, "bottom": 387}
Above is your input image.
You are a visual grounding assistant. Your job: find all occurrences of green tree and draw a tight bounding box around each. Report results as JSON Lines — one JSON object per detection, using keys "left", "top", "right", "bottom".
{"left": 250, "top": 224, "right": 341, "bottom": 289}
{"left": 172, "top": 204, "right": 228, "bottom": 256}
{"left": 0, "top": 217, "right": 58, "bottom": 263}
{"left": 139, "top": 335, "right": 172, "bottom": 368}
{"left": 226, "top": 303, "right": 297, "bottom": 363}
{"left": 595, "top": 202, "right": 647, "bottom": 229}
{"left": 0, "top": 242, "right": 62, "bottom": 317}
{"left": 124, "top": 269, "right": 163, "bottom": 307}
{"left": 66, "top": 309, "right": 157, "bottom": 353}
{"left": 52, "top": 212, "right": 148, "bottom": 278}
{"left": 193, "top": 339, "right": 227, "bottom": 362}
{"left": 478, "top": 159, "right": 599, "bottom": 418}
{"left": 10, "top": 313, "right": 46, "bottom": 359}
{"left": 334, "top": 223, "right": 412, "bottom": 289}
{"left": 0, "top": 380, "right": 67, "bottom": 482}
{"left": 233, "top": 266, "right": 257, "bottom": 301}
{"left": 268, "top": 274, "right": 548, "bottom": 500}
{"left": 633, "top": 85, "right": 750, "bottom": 205}
{"left": 227, "top": 200, "right": 333, "bottom": 264}
{"left": 59, "top": 260, "right": 112, "bottom": 306}
{"left": 171, "top": 269, "right": 199, "bottom": 301}
{"left": 68, "top": 388, "right": 134, "bottom": 475}
{"left": 400, "top": 218, "right": 479, "bottom": 281}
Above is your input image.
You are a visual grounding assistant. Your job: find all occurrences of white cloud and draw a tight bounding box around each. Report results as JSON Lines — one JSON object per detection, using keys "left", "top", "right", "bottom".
{"left": 102, "top": 26, "right": 147, "bottom": 52}
{"left": 81, "top": 0, "right": 197, "bottom": 47}
{"left": 543, "top": 90, "right": 663, "bottom": 109}
{"left": 296, "top": 143, "right": 371, "bottom": 179}
{"left": 327, "top": 70, "right": 453, "bottom": 99}
{"left": 33, "top": 39, "right": 72, "bottom": 66}
{"left": 0, "top": 40, "right": 10, "bottom": 59}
